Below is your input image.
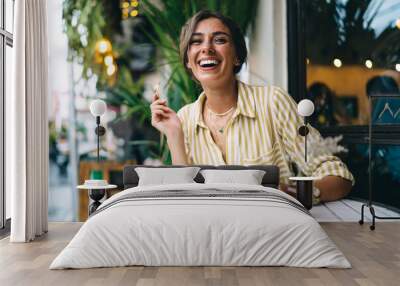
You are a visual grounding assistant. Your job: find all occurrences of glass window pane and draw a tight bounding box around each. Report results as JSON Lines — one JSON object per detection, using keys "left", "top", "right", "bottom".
{"left": 5, "top": 44, "right": 12, "bottom": 219}
{"left": 5, "top": 0, "right": 14, "bottom": 33}
{"left": 305, "top": 0, "right": 400, "bottom": 128}
{"left": 345, "top": 142, "right": 400, "bottom": 210}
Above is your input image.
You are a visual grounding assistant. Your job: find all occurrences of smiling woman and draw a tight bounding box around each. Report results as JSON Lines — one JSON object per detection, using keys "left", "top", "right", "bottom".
{"left": 179, "top": 11, "right": 247, "bottom": 83}
{"left": 150, "top": 10, "right": 354, "bottom": 202}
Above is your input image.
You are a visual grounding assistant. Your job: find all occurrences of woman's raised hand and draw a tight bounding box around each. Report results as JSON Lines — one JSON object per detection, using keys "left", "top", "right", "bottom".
{"left": 150, "top": 85, "right": 182, "bottom": 138}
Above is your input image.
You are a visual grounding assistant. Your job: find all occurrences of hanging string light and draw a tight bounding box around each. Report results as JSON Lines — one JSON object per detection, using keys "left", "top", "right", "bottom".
{"left": 365, "top": 59, "right": 373, "bottom": 69}
{"left": 333, "top": 58, "right": 342, "bottom": 68}
{"left": 107, "top": 64, "right": 117, "bottom": 76}
{"left": 94, "top": 38, "right": 118, "bottom": 80}
{"left": 121, "top": 0, "right": 139, "bottom": 20}
{"left": 104, "top": 55, "right": 114, "bottom": 66}
{"left": 95, "top": 39, "right": 112, "bottom": 54}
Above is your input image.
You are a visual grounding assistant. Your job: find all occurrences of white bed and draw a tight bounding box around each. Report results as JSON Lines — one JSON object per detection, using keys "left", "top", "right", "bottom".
{"left": 50, "top": 183, "right": 350, "bottom": 269}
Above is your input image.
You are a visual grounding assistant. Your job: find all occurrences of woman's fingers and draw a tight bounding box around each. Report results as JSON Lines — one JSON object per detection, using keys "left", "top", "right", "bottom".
{"left": 152, "top": 109, "right": 170, "bottom": 123}
{"left": 150, "top": 83, "right": 176, "bottom": 128}
{"left": 152, "top": 84, "right": 163, "bottom": 102}
{"left": 151, "top": 103, "right": 175, "bottom": 121}
{"left": 154, "top": 109, "right": 171, "bottom": 117}
{"left": 151, "top": 104, "right": 170, "bottom": 113}
{"left": 152, "top": 92, "right": 160, "bottom": 103}
{"left": 151, "top": 106, "right": 172, "bottom": 117}
{"left": 151, "top": 99, "right": 167, "bottom": 107}
{"left": 152, "top": 109, "right": 168, "bottom": 118}
{"left": 152, "top": 110, "right": 164, "bottom": 123}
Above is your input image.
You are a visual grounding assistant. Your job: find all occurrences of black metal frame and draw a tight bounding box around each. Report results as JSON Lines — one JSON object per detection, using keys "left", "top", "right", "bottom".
{"left": 0, "top": 0, "right": 14, "bottom": 233}
{"left": 320, "top": 125, "right": 400, "bottom": 145}
{"left": 287, "top": 0, "right": 306, "bottom": 102}
{"left": 359, "top": 95, "right": 400, "bottom": 230}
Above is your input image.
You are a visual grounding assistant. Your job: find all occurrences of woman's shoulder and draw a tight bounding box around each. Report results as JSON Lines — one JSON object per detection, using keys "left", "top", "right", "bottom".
{"left": 240, "top": 80, "right": 286, "bottom": 92}
{"left": 177, "top": 101, "right": 197, "bottom": 118}
{"left": 239, "top": 81, "right": 290, "bottom": 104}
{"left": 177, "top": 90, "right": 205, "bottom": 118}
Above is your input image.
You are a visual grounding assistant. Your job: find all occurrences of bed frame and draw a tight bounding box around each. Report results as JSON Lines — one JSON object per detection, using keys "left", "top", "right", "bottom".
{"left": 123, "top": 165, "right": 280, "bottom": 189}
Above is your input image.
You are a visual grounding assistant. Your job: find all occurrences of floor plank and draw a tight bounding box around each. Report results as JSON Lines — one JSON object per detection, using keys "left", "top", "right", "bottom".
{"left": 1, "top": 222, "right": 400, "bottom": 286}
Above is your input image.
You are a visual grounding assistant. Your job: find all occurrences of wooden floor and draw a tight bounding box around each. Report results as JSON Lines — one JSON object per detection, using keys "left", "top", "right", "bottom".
{"left": 311, "top": 199, "right": 400, "bottom": 222}
{"left": 1, "top": 222, "right": 400, "bottom": 286}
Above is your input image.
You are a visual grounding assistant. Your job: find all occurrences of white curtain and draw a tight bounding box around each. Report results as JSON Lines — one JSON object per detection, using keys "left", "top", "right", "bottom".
{"left": 9, "top": 0, "right": 49, "bottom": 242}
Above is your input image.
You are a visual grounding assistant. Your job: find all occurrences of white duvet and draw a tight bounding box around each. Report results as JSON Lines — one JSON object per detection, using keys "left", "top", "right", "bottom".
{"left": 50, "top": 183, "right": 351, "bottom": 269}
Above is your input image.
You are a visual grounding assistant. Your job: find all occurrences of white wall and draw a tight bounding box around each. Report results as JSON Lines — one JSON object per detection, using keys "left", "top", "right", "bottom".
{"left": 247, "top": 0, "right": 287, "bottom": 89}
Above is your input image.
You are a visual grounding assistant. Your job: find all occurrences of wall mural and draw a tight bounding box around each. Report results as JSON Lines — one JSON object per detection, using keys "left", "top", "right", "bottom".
{"left": 61, "top": 0, "right": 259, "bottom": 164}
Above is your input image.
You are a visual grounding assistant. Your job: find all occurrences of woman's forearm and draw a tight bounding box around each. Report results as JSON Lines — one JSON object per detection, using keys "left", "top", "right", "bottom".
{"left": 166, "top": 129, "right": 188, "bottom": 165}
{"left": 314, "top": 176, "right": 352, "bottom": 202}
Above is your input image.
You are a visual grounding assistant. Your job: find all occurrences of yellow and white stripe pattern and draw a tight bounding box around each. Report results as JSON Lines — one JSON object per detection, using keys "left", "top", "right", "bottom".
{"left": 177, "top": 81, "right": 354, "bottom": 185}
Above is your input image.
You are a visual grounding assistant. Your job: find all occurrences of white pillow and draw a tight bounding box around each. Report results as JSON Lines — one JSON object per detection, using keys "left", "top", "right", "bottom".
{"left": 135, "top": 167, "right": 201, "bottom": 186}
{"left": 200, "top": 169, "right": 266, "bottom": 185}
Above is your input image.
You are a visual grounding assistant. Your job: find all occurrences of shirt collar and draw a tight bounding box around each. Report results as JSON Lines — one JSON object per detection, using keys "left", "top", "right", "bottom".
{"left": 193, "top": 80, "right": 256, "bottom": 130}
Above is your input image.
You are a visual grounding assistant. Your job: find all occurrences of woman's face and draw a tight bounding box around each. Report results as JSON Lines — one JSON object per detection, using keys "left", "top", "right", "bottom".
{"left": 186, "top": 18, "right": 238, "bottom": 87}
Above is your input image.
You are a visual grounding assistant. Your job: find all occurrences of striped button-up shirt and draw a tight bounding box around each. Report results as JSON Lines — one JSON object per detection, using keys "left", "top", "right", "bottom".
{"left": 177, "top": 80, "right": 354, "bottom": 185}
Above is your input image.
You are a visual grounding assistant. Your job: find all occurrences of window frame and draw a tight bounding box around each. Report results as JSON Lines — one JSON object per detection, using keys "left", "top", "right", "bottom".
{"left": 286, "top": 0, "right": 400, "bottom": 144}
{"left": 0, "top": 0, "right": 13, "bottom": 232}
{"left": 287, "top": 0, "right": 306, "bottom": 103}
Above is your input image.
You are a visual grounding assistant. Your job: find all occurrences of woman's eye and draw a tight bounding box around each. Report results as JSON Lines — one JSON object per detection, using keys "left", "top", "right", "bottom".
{"left": 190, "top": 39, "right": 201, "bottom": 45}
{"left": 215, "top": 38, "right": 227, "bottom": 44}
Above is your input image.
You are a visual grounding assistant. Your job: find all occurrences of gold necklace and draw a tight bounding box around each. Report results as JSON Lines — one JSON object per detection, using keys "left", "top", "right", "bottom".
{"left": 206, "top": 105, "right": 236, "bottom": 134}
{"left": 206, "top": 105, "right": 235, "bottom": 117}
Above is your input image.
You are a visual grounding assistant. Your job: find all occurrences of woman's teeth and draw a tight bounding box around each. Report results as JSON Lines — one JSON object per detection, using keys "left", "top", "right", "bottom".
{"left": 199, "top": 59, "right": 219, "bottom": 67}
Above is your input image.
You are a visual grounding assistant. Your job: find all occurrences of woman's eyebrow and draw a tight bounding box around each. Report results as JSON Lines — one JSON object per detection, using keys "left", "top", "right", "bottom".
{"left": 191, "top": 31, "right": 230, "bottom": 37}
{"left": 212, "top": 31, "right": 230, "bottom": 37}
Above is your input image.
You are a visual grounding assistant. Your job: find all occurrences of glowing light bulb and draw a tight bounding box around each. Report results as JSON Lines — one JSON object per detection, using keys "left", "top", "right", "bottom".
{"left": 107, "top": 64, "right": 116, "bottom": 76}
{"left": 104, "top": 55, "right": 113, "bottom": 66}
{"left": 333, "top": 58, "right": 342, "bottom": 68}
{"left": 96, "top": 39, "right": 112, "bottom": 54}
{"left": 396, "top": 64, "right": 400, "bottom": 72}
{"left": 365, "top": 59, "right": 373, "bottom": 69}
